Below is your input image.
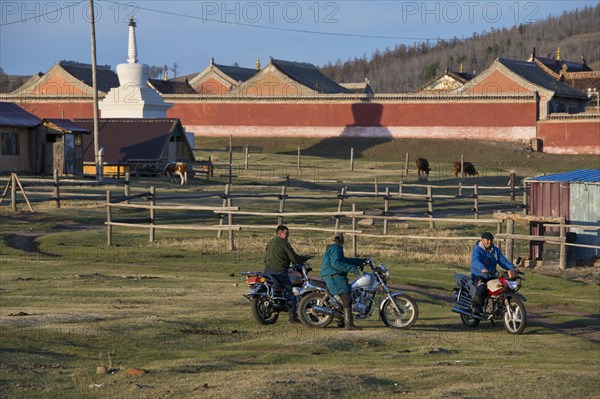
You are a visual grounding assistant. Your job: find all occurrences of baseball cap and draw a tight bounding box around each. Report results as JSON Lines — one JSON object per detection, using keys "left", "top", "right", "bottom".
{"left": 333, "top": 232, "right": 345, "bottom": 241}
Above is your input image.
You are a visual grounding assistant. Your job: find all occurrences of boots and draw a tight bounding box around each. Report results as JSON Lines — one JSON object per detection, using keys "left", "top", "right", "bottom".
{"left": 344, "top": 307, "right": 360, "bottom": 330}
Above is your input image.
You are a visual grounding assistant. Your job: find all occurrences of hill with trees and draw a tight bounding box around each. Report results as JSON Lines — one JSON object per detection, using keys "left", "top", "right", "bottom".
{"left": 320, "top": 5, "right": 599, "bottom": 93}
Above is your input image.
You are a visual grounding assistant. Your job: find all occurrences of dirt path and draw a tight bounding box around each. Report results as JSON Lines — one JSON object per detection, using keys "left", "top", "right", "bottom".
{"left": 395, "top": 283, "right": 600, "bottom": 344}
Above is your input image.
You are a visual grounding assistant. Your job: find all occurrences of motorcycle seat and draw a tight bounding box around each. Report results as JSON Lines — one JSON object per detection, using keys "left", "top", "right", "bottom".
{"left": 308, "top": 279, "right": 328, "bottom": 289}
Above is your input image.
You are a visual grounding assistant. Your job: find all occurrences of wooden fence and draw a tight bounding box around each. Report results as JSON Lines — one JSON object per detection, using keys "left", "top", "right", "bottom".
{"left": 104, "top": 184, "right": 598, "bottom": 268}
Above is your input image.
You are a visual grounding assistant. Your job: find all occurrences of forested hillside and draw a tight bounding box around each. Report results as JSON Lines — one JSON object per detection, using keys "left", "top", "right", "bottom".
{"left": 320, "top": 5, "right": 599, "bottom": 93}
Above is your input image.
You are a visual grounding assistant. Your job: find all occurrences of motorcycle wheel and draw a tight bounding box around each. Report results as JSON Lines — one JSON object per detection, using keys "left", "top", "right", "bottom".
{"left": 298, "top": 292, "right": 333, "bottom": 328}
{"left": 503, "top": 297, "right": 527, "bottom": 334}
{"left": 251, "top": 296, "right": 279, "bottom": 325}
{"left": 460, "top": 314, "right": 480, "bottom": 328}
{"left": 380, "top": 294, "right": 419, "bottom": 329}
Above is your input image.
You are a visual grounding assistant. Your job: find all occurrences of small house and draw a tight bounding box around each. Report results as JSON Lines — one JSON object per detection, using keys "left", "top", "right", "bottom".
{"left": 75, "top": 118, "right": 195, "bottom": 177}
{"left": 35, "top": 119, "right": 89, "bottom": 175}
{"left": 0, "top": 102, "right": 42, "bottom": 173}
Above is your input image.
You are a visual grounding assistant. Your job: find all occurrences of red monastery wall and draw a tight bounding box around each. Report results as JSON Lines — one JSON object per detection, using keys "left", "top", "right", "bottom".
{"left": 15, "top": 102, "right": 95, "bottom": 119}
{"left": 537, "top": 119, "right": 600, "bottom": 154}
{"left": 169, "top": 100, "right": 538, "bottom": 141}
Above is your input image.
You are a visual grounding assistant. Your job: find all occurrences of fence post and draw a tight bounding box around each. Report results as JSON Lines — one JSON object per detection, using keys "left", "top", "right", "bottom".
{"left": 278, "top": 185, "right": 286, "bottom": 226}
{"left": 427, "top": 186, "right": 434, "bottom": 229}
{"left": 522, "top": 181, "right": 528, "bottom": 215}
{"left": 217, "top": 184, "right": 230, "bottom": 238}
{"left": 473, "top": 184, "right": 479, "bottom": 219}
{"left": 398, "top": 180, "right": 403, "bottom": 196}
{"left": 458, "top": 182, "right": 462, "bottom": 196}
{"left": 227, "top": 193, "right": 235, "bottom": 251}
{"left": 335, "top": 187, "right": 345, "bottom": 230}
{"left": 352, "top": 203, "right": 357, "bottom": 257}
{"left": 374, "top": 177, "right": 378, "bottom": 195}
{"left": 383, "top": 187, "right": 390, "bottom": 235}
{"left": 11, "top": 173, "right": 17, "bottom": 212}
{"left": 106, "top": 191, "right": 112, "bottom": 246}
{"left": 124, "top": 172, "right": 130, "bottom": 204}
{"left": 245, "top": 145, "right": 249, "bottom": 170}
{"left": 297, "top": 146, "right": 301, "bottom": 171}
{"left": 496, "top": 220, "right": 503, "bottom": 251}
{"left": 350, "top": 147, "right": 354, "bottom": 171}
{"left": 149, "top": 186, "right": 155, "bottom": 243}
{"left": 404, "top": 153, "right": 409, "bottom": 178}
{"left": 460, "top": 154, "right": 464, "bottom": 179}
{"left": 559, "top": 224, "right": 567, "bottom": 270}
{"left": 228, "top": 135, "right": 233, "bottom": 184}
{"left": 53, "top": 169, "right": 61, "bottom": 209}
{"left": 506, "top": 216, "right": 514, "bottom": 263}
{"left": 510, "top": 172, "right": 516, "bottom": 201}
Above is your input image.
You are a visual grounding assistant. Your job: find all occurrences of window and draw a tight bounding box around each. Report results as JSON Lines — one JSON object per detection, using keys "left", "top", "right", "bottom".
{"left": 1, "top": 132, "right": 19, "bottom": 155}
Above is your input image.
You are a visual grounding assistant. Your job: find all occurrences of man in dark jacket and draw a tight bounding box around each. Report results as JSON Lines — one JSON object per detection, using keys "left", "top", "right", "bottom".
{"left": 321, "top": 232, "right": 364, "bottom": 330}
{"left": 264, "top": 225, "right": 306, "bottom": 323}
{"left": 471, "top": 231, "right": 515, "bottom": 314}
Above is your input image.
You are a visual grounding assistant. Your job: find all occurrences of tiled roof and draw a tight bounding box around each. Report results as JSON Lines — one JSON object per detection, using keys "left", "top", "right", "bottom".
{"left": 44, "top": 118, "right": 90, "bottom": 133}
{"left": 534, "top": 56, "right": 593, "bottom": 75}
{"left": 526, "top": 169, "right": 600, "bottom": 183}
{"left": 58, "top": 61, "right": 119, "bottom": 93}
{"left": 497, "top": 58, "right": 589, "bottom": 100}
{"left": 0, "top": 101, "right": 42, "bottom": 127}
{"left": 561, "top": 71, "right": 600, "bottom": 93}
{"left": 271, "top": 59, "right": 351, "bottom": 94}
{"left": 214, "top": 63, "right": 257, "bottom": 82}
{"left": 447, "top": 70, "right": 475, "bottom": 83}
{"left": 75, "top": 118, "right": 180, "bottom": 163}
{"left": 148, "top": 79, "right": 197, "bottom": 94}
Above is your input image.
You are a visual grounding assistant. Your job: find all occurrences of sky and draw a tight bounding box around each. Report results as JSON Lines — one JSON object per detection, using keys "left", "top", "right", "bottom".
{"left": 0, "top": 0, "right": 598, "bottom": 77}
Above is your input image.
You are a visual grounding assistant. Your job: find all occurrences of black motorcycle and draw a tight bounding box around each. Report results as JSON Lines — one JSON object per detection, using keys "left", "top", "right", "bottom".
{"left": 241, "top": 257, "right": 314, "bottom": 325}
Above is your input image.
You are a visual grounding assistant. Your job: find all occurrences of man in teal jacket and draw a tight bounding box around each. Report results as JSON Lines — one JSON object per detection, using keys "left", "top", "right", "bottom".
{"left": 321, "top": 232, "right": 364, "bottom": 330}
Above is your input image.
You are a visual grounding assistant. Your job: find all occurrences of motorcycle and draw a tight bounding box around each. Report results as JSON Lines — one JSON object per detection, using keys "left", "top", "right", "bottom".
{"left": 297, "top": 259, "right": 419, "bottom": 329}
{"left": 241, "top": 256, "right": 315, "bottom": 325}
{"left": 451, "top": 258, "right": 527, "bottom": 334}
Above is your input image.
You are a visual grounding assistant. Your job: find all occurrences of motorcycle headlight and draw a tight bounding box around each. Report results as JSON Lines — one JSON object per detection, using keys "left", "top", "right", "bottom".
{"left": 507, "top": 280, "right": 519, "bottom": 290}
{"left": 379, "top": 265, "right": 390, "bottom": 282}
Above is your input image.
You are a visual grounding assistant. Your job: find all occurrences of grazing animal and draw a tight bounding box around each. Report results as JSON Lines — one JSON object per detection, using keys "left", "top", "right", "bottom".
{"left": 453, "top": 161, "right": 479, "bottom": 177}
{"left": 163, "top": 162, "right": 189, "bottom": 185}
{"left": 415, "top": 157, "right": 431, "bottom": 181}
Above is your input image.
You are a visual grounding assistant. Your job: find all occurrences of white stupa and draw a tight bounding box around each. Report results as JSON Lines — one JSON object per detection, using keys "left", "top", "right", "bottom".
{"left": 100, "top": 17, "right": 172, "bottom": 118}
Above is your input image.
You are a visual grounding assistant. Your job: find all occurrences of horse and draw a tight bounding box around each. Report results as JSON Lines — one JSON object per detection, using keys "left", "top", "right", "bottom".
{"left": 163, "top": 162, "right": 189, "bottom": 185}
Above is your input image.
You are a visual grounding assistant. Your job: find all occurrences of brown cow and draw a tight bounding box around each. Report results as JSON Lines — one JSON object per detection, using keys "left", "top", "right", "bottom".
{"left": 416, "top": 157, "right": 431, "bottom": 181}
{"left": 453, "top": 161, "right": 479, "bottom": 177}
{"left": 163, "top": 162, "right": 189, "bottom": 185}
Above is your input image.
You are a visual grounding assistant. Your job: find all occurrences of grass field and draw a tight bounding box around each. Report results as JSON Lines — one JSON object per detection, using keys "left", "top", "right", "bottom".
{"left": 1, "top": 137, "right": 599, "bottom": 398}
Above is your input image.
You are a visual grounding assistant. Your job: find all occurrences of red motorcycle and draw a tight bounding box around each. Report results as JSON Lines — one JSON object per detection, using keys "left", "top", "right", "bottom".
{"left": 451, "top": 258, "right": 527, "bottom": 334}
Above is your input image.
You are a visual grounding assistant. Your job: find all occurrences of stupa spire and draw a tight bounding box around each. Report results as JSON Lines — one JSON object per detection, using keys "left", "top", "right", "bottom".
{"left": 127, "top": 17, "right": 138, "bottom": 64}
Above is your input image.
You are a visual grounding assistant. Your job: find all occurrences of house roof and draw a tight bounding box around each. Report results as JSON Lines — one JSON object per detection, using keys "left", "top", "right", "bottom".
{"left": 213, "top": 63, "right": 257, "bottom": 82}
{"left": 57, "top": 60, "right": 119, "bottom": 93}
{"left": 533, "top": 56, "right": 593, "bottom": 75}
{"left": 497, "top": 58, "right": 589, "bottom": 100}
{"left": 44, "top": 118, "right": 90, "bottom": 133}
{"left": 271, "top": 59, "right": 351, "bottom": 94}
{"left": 561, "top": 71, "right": 600, "bottom": 93}
{"left": 148, "top": 79, "right": 198, "bottom": 94}
{"left": 75, "top": 118, "right": 181, "bottom": 164}
{"left": 526, "top": 169, "right": 600, "bottom": 183}
{"left": 418, "top": 68, "right": 475, "bottom": 92}
{"left": 0, "top": 102, "right": 42, "bottom": 127}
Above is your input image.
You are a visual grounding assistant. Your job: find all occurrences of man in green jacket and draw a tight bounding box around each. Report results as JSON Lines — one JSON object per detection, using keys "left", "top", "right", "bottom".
{"left": 264, "top": 225, "right": 307, "bottom": 323}
{"left": 321, "top": 232, "right": 364, "bottom": 330}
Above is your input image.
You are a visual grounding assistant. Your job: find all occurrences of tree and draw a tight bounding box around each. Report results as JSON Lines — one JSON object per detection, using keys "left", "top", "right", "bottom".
{"left": 170, "top": 63, "right": 179, "bottom": 78}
